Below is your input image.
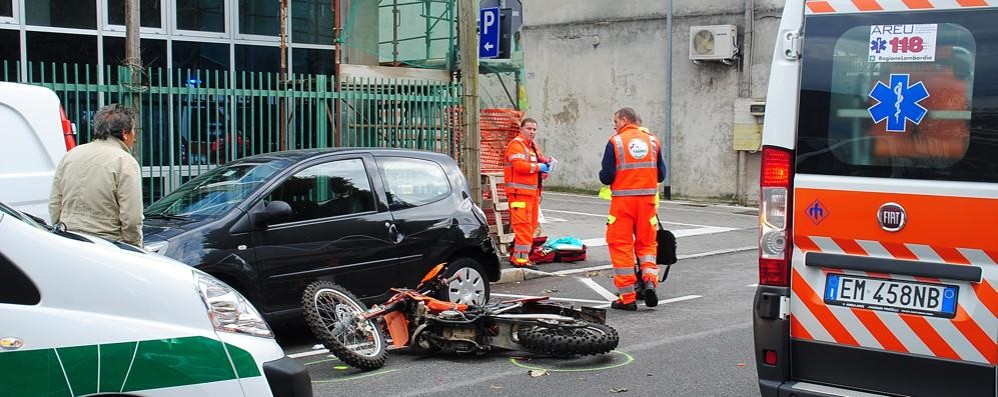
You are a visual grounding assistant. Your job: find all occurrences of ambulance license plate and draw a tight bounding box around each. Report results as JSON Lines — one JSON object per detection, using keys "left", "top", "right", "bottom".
{"left": 823, "top": 274, "right": 958, "bottom": 319}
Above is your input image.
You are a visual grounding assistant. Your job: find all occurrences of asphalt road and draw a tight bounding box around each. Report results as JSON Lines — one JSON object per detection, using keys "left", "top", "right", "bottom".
{"left": 276, "top": 192, "right": 763, "bottom": 397}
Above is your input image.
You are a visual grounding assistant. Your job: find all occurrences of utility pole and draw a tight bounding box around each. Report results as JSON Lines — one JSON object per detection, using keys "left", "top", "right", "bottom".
{"left": 125, "top": 0, "right": 142, "bottom": 163}
{"left": 279, "top": 0, "right": 288, "bottom": 151}
{"left": 458, "top": 0, "right": 481, "bottom": 203}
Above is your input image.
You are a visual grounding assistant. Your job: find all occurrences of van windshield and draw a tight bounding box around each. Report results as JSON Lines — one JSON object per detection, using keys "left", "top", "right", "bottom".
{"left": 145, "top": 159, "right": 291, "bottom": 218}
{"left": 796, "top": 11, "right": 998, "bottom": 183}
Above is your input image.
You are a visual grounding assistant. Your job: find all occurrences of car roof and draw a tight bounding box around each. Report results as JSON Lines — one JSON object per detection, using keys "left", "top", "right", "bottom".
{"left": 232, "top": 147, "right": 452, "bottom": 164}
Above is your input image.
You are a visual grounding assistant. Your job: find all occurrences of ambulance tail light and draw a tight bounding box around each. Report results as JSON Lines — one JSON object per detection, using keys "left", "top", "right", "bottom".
{"left": 759, "top": 146, "right": 793, "bottom": 287}
{"left": 59, "top": 106, "right": 76, "bottom": 150}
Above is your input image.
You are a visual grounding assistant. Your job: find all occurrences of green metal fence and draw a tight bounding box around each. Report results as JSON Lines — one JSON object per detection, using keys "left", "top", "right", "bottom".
{"left": 2, "top": 61, "right": 463, "bottom": 205}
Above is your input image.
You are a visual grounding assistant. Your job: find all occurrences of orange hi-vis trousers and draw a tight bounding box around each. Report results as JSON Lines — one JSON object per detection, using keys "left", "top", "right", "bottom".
{"left": 607, "top": 195, "right": 659, "bottom": 304}
{"left": 509, "top": 193, "right": 539, "bottom": 266}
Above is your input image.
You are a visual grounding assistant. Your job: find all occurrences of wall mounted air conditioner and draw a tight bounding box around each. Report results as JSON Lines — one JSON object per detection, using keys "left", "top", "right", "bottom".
{"left": 689, "top": 25, "right": 738, "bottom": 63}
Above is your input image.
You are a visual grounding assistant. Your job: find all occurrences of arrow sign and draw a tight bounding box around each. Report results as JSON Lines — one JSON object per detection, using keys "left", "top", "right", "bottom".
{"left": 479, "top": 7, "right": 499, "bottom": 59}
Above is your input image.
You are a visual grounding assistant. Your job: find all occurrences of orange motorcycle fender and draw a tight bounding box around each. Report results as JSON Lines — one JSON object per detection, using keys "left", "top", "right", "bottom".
{"left": 384, "top": 311, "right": 410, "bottom": 347}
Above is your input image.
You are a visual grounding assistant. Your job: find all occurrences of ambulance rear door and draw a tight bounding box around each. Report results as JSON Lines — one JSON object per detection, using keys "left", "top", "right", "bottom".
{"left": 788, "top": 3, "right": 998, "bottom": 396}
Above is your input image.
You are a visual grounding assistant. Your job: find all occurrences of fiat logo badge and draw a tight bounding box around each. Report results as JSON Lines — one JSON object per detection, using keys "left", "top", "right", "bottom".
{"left": 877, "top": 202, "right": 906, "bottom": 232}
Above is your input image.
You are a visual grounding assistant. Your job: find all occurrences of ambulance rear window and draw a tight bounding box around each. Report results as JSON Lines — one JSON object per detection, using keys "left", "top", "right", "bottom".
{"left": 796, "top": 11, "right": 998, "bottom": 183}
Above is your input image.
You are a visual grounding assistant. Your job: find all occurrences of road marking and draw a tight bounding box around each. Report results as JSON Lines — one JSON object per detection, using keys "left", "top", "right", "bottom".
{"left": 541, "top": 208, "right": 732, "bottom": 229}
{"left": 747, "top": 283, "right": 759, "bottom": 288}
{"left": 289, "top": 348, "right": 330, "bottom": 359}
{"left": 579, "top": 277, "right": 619, "bottom": 301}
{"left": 579, "top": 226, "right": 738, "bottom": 247}
{"left": 490, "top": 293, "right": 609, "bottom": 305}
{"left": 539, "top": 216, "right": 567, "bottom": 224}
{"left": 591, "top": 294, "right": 703, "bottom": 309}
{"left": 551, "top": 246, "right": 757, "bottom": 276}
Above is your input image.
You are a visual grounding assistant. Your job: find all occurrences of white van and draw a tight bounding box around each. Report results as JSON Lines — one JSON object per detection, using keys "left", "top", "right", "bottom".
{"left": 0, "top": 201, "right": 311, "bottom": 396}
{"left": 754, "top": 1, "right": 998, "bottom": 396}
{"left": 0, "top": 82, "right": 76, "bottom": 222}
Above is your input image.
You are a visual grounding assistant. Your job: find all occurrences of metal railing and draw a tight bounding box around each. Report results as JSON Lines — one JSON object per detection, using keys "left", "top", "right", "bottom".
{"left": 3, "top": 61, "right": 463, "bottom": 205}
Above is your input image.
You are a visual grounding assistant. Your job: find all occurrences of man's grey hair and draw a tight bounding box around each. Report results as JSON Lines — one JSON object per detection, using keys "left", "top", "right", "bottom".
{"left": 614, "top": 107, "right": 639, "bottom": 125}
{"left": 92, "top": 104, "right": 136, "bottom": 141}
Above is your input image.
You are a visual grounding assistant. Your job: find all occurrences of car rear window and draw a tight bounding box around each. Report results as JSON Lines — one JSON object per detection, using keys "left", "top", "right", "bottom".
{"left": 796, "top": 10, "right": 998, "bottom": 183}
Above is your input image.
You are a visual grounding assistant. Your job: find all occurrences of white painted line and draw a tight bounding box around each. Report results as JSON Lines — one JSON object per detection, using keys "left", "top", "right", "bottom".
{"left": 579, "top": 226, "right": 738, "bottom": 248}
{"left": 552, "top": 246, "right": 757, "bottom": 276}
{"left": 541, "top": 208, "right": 730, "bottom": 228}
{"left": 491, "top": 292, "right": 609, "bottom": 305}
{"left": 592, "top": 294, "right": 703, "bottom": 308}
{"left": 539, "top": 216, "right": 567, "bottom": 224}
{"left": 288, "top": 348, "right": 330, "bottom": 359}
{"left": 579, "top": 277, "right": 619, "bottom": 302}
{"left": 747, "top": 283, "right": 759, "bottom": 288}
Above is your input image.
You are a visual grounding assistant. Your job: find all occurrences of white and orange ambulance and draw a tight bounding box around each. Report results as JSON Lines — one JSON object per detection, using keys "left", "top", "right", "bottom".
{"left": 754, "top": 1, "right": 998, "bottom": 396}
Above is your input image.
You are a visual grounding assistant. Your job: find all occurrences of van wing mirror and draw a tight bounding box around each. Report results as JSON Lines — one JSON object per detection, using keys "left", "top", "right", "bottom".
{"left": 252, "top": 200, "right": 292, "bottom": 228}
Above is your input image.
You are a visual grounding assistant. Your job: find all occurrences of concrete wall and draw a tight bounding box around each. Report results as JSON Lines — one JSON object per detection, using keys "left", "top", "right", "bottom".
{"left": 520, "top": 0, "right": 784, "bottom": 204}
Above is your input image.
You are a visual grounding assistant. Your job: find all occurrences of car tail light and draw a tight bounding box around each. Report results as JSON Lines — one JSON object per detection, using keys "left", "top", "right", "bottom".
{"left": 759, "top": 146, "right": 793, "bottom": 286}
{"left": 59, "top": 106, "right": 76, "bottom": 150}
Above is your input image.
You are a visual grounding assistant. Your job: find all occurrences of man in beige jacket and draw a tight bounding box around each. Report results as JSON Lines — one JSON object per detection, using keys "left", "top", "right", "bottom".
{"left": 49, "top": 104, "right": 144, "bottom": 246}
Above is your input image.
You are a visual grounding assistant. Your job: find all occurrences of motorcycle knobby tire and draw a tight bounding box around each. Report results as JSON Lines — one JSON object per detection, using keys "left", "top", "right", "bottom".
{"left": 516, "top": 322, "right": 619, "bottom": 356}
{"left": 302, "top": 281, "right": 387, "bottom": 370}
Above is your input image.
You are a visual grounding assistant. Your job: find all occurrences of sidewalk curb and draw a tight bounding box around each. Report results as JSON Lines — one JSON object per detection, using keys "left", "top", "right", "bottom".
{"left": 496, "top": 268, "right": 555, "bottom": 284}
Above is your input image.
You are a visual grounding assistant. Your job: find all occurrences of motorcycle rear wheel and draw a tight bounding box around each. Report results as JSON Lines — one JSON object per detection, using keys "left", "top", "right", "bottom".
{"left": 302, "top": 281, "right": 387, "bottom": 370}
{"left": 516, "top": 322, "right": 619, "bottom": 356}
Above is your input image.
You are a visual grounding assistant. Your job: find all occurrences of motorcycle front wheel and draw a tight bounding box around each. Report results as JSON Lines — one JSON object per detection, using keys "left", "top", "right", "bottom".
{"left": 302, "top": 281, "right": 387, "bottom": 370}
{"left": 516, "top": 321, "right": 619, "bottom": 356}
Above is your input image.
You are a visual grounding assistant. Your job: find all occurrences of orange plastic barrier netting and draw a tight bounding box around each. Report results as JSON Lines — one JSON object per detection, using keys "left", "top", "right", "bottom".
{"left": 480, "top": 108, "right": 524, "bottom": 173}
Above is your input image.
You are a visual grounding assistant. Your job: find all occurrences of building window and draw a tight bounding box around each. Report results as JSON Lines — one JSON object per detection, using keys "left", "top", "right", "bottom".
{"left": 107, "top": 0, "right": 163, "bottom": 29}
{"left": 0, "top": 29, "right": 18, "bottom": 80}
{"left": 292, "top": 48, "right": 333, "bottom": 76}
{"left": 1, "top": 1, "right": 13, "bottom": 18}
{"left": 292, "top": 0, "right": 332, "bottom": 45}
{"left": 26, "top": 32, "right": 98, "bottom": 83}
{"left": 173, "top": 40, "right": 230, "bottom": 89}
{"left": 239, "top": 0, "right": 279, "bottom": 37}
{"left": 103, "top": 37, "right": 168, "bottom": 71}
{"left": 235, "top": 44, "right": 280, "bottom": 74}
{"left": 26, "top": 0, "right": 97, "bottom": 29}
{"left": 176, "top": 0, "right": 225, "bottom": 33}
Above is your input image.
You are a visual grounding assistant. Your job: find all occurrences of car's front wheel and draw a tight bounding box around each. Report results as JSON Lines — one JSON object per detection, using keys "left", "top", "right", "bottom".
{"left": 437, "top": 257, "right": 489, "bottom": 305}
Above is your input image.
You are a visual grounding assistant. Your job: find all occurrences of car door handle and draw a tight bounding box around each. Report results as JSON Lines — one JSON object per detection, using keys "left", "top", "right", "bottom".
{"left": 387, "top": 223, "right": 403, "bottom": 243}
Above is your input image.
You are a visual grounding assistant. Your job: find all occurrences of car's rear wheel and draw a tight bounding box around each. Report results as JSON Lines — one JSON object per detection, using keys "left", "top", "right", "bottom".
{"left": 438, "top": 257, "right": 489, "bottom": 305}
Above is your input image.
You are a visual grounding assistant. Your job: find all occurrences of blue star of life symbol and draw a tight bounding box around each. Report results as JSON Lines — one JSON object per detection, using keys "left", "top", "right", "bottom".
{"left": 870, "top": 37, "right": 887, "bottom": 53}
{"left": 805, "top": 199, "right": 829, "bottom": 225}
{"left": 868, "top": 74, "right": 930, "bottom": 133}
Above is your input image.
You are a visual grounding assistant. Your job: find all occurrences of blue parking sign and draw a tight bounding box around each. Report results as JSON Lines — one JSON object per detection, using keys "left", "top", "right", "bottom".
{"left": 479, "top": 7, "right": 500, "bottom": 59}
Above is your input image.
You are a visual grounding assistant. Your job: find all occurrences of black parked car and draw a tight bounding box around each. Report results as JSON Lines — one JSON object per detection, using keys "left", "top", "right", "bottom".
{"left": 142, "top": 148, "right": 500, "bottom": 321}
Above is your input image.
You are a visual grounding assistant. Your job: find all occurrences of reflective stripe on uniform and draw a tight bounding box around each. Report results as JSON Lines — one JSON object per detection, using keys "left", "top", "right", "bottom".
{"left": 513, "top": 244, "right": 531, "bottom": 252}
{"left": 619, "top": 161, "right": 657, "bottom": 170}
{"left": 506, "top": 183, "right": 538, "bottom": 191}
{"left": 510, "top": 201, "right": 527, "bottom": 209}
{"left": 613, "top": 267, "right": 634, "bottom": 275}
{"left": 639, "top": 255, "right": 657, "bottom": 264}
{"left": 508, "top": 153, "right": 527, "bottom": 161}
{"left": 616, "top": 285, "right": 635, "bottom": 294}
{"left": 612, "top": 188, "right": 658, "bottom": 196}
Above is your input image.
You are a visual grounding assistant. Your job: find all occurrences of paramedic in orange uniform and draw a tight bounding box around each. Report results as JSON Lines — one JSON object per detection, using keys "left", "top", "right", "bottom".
{"left": 600, "top": 108, "right": 666, "bottom": 311}
{"left": 504, "top": 118, "right": 551, "bottom": 268}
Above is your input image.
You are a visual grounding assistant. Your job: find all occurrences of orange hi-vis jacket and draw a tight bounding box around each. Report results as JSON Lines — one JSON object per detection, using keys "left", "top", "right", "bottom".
{"left": 609, "top": 125, "right": 659, "bottom": 197}
{"left": 503, "top": 134, "right": 544, "bottom": 196}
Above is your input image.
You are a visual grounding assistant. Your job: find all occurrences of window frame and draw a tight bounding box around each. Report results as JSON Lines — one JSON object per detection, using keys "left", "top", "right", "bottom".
{"left": 0, "top": 0, "right": 19, "bottom": 26}
{"left": 102, "top": 0, "right": 168, "bottom": 35}
{"left": 233, "top": 0, "right": 279, "bottom": 42}
{"left": 172, "top": 0, "right": 230, "bottom": 39}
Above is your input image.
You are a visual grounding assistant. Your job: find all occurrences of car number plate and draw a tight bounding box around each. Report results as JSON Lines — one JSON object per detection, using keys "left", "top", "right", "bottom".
{"left": 824, "top": 274, "right": 958, "bottom": 318}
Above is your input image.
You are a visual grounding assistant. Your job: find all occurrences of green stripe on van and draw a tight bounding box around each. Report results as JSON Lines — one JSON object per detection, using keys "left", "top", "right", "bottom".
{"left": 57, "top": 345, "right": 99, "bottom": 396}
{"left": 0, "top": 336, "right": 261, "bottom": 397}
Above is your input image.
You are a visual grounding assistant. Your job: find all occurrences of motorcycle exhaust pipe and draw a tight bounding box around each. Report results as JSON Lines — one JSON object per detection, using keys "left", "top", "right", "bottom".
{"left": 494, "top": 313, "right": 578, "bottom": 322}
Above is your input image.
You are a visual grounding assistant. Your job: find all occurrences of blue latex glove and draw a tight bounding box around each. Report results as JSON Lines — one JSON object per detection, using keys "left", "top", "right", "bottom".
{"left": 538, "top": 163, "right": 551, "bottom": 173}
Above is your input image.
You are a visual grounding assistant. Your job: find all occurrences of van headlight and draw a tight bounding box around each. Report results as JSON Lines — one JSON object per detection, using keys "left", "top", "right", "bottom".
{"left": 193, "top": 271, "right": 273, "bottom": 338}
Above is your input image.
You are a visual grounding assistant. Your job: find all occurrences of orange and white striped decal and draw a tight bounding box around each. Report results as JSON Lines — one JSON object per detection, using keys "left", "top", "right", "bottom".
{"left": 806, "top": 0, "right": 995, "bottom": 14}
{"left": 790, "top": 185, "right": 998, "bottom": 365}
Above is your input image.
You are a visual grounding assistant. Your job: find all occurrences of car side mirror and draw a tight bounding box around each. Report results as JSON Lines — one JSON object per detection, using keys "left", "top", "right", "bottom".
{"left": 252, "top": 200, "right": 292, "bottom": 228}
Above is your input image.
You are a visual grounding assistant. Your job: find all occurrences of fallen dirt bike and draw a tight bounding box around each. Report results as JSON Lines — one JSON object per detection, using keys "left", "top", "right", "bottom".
{"left": 302, "top": 264, "right": 619, "bottom": 370}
